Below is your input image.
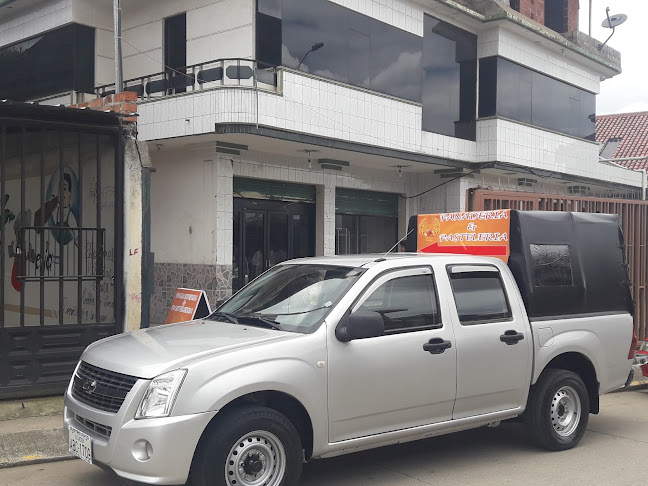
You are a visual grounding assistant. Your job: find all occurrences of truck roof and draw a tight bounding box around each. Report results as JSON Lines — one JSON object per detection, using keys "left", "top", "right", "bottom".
{"left": 282, "top": 253, "right": 503, "bottom": 269}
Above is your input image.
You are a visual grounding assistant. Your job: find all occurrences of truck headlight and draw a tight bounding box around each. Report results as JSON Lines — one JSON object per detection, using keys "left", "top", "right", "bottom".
{"left": 135, "top": 369, "right": 187, "bottom": 419}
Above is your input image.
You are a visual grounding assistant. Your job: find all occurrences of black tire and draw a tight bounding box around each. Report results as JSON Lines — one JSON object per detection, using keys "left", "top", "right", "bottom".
{"left": 191, "top": 405, "right": 303, "bottom": 486}
{"left": 526, "top": 368, "right": 590, "bottom": 451}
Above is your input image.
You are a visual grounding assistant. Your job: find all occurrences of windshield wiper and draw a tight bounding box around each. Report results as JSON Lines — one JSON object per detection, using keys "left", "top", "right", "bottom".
{"left": 206, "top": 311, "right": 239, "bottom": 324}
{"left": 238, "top": 315, "right": 283, "bottom": 331}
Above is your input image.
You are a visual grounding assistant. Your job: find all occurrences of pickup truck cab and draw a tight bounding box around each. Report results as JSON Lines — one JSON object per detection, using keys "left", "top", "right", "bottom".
{"left": 63, "top": 210, "right": 637, "bottom": 486}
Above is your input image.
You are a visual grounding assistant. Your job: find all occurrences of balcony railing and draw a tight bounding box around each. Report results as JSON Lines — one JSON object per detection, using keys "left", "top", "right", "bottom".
{"left": 95, "top": 58, "right": 279, "bottom": 101}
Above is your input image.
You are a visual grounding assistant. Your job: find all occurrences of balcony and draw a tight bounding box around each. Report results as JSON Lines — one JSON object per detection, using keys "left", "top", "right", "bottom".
{"left": 26, "top": 58, "right": 280, "bottom": 107}
{"left": 95, "top": 58, "right": 280, "bottom": 101}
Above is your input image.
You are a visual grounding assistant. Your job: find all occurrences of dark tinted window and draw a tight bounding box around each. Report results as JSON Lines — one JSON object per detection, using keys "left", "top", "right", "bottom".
{"left": 257, "top": 0, "right": 282, "bottom": 66}
{"left": 279, "top": 0, "right": 422, "bottom": 102}
{"left": 165, "top": 13, "right": 186, "bottom": 70}
{"left": 361, "top": 274, "right": 440, "bottom": 333}
{"left": 422, "top": 15, "right": 477, "bottom": 140}
{"left": 531, "top": 244, "right": 574, "bottom": 287}
{"left": 449, "top": 269, "right": 511, "bottom": 324}
{"left": 0, "top": 24, "right": 95, "bottom": 102}
{"left": 479, "top": 57, "right": 596, "bottom": 140}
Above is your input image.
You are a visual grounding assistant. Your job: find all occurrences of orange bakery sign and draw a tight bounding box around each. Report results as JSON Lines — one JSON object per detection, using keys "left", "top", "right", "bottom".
{"left": 165, "top": 288, "right": 212, "bottom": 324}
{"left": 416, "top": 209, "right": 511, "bottom": 262}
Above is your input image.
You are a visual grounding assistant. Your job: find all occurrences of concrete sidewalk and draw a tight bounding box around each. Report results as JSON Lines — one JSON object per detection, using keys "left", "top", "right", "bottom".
{"left": 0, "top": 396, "right": 72, "bottom": 469}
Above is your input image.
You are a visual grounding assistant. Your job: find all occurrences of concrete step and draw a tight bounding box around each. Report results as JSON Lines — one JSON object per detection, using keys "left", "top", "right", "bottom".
{"left": 0, "top": 396, "right": 64, "bottom": 421}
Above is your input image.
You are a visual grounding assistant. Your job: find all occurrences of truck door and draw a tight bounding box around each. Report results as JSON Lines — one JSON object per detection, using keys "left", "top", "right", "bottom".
{"left": 327, "top": 267, "right": 457, "bottom": 443}
{"left": 446, "top": 264, "right": 532, "bottom": 419}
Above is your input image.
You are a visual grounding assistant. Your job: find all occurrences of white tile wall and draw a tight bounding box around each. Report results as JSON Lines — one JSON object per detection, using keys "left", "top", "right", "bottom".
{"left": 476, "top": 118, "right": 643, "bottom": 187}
{"left": 214, "top": 157, "right": 234, "bottom": 264}
{"left": 479, "top": 27, "right": 601, "bottom": 94}
{"left": 139, "top": 71, "right": 477, "bottom": 165}
{"left": 0, "top": 0, "right": 72, "bottom": 48}
{"left": 329, "top": 0, "right": 424, "bottom": 36}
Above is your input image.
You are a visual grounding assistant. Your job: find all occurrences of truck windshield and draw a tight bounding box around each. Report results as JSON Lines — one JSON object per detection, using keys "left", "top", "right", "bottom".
{"left": 209, "top": 264, "right": 364, "bottom": 333}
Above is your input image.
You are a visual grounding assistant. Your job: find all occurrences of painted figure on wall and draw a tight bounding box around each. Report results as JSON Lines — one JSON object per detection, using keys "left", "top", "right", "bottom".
{"left": 43, "top": 167, "right": 80, "bottom": 245}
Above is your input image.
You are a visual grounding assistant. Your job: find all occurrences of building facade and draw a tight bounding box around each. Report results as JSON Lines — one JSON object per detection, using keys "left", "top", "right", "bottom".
{"left": 1, "top": 0, "right": 644, "bottom": 326}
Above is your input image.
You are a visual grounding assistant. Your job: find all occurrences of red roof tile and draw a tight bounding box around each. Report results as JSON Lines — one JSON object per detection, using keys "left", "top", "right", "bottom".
{"left": 596, "top": 112, "right": 648, "bottom": 170}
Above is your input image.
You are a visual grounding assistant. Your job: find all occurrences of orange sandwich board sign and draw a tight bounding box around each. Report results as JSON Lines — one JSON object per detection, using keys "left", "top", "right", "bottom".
{"left": 165, "top": 288, "right": 212, "bottom": 324}
{"left": 416, "top": 209, "right": 511, "bottom": 262}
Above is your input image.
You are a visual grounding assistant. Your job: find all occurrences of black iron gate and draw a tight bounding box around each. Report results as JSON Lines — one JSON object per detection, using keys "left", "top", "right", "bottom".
{"left": 0, "top": 102, "right": 123, "bottom": 399}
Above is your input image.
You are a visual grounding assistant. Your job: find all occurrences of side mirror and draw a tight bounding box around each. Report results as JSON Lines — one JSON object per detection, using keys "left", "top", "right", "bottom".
{"left": 336, "top": 308, "right": 384, "bottom": 342}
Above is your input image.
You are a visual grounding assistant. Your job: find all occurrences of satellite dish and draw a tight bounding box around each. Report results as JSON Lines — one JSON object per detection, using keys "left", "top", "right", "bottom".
{"left": 602, "top": 13, "right": 628, "bottom": 29}
{"left": 598, "top": 7, "right": 628, "bottom": 50}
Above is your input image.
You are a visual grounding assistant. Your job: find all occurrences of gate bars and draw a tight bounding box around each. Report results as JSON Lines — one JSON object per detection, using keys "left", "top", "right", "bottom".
{"left": 468, "top": 189, "right": 648, "bottom": 341}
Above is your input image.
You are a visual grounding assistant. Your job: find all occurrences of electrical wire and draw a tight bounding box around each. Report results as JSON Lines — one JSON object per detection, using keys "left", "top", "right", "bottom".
{"left": 399, "top": 162, "right": 495, "bottom": 199}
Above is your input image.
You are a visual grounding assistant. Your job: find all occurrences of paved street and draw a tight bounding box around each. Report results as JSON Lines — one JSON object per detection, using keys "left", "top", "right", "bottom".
{"left": 1, "top": 389, "right": 646, "bottom": 486}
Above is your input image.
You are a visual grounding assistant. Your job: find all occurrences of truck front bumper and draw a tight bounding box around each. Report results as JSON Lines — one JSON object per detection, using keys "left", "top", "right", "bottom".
{"left": 64, "top": 383, "right": 217, "bottom": 485}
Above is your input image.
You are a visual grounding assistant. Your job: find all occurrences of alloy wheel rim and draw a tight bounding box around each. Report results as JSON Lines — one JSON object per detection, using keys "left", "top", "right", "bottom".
{"left": 225, "top": 430, "right": 286, "bottom": 486}
{"left": 550, "top": 385, "right": 581, "bottom": 437}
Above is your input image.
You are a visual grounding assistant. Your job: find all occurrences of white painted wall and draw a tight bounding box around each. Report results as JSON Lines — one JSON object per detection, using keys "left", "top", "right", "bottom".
{"left": 186, "top": 0, "right": 254, "bottom": 65}
{"left": 149, "top": 151, "right": 218, "bottom": 265}
{"left": 118, "top": 0, "right": 254, "bottom": 81}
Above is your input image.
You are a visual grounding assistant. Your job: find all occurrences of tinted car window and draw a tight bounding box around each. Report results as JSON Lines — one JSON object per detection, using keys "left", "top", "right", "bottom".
{"left": 449, "top": 270, "right": 511, "bottom": 324}
{"left": 360, "top": 274, "right": 440, "bottom": 333}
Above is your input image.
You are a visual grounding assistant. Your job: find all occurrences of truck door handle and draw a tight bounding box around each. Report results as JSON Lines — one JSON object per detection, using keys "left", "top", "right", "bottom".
{"left": 423, "top": 338, "right": 452, "bottom": 354}
{"left": 500, "top": 330, "right": 524, "bottom": 345}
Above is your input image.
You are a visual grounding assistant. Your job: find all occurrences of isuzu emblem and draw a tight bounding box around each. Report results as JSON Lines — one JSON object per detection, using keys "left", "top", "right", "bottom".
{"left": 83, "top": 380, "right": 97, "bottom": 393}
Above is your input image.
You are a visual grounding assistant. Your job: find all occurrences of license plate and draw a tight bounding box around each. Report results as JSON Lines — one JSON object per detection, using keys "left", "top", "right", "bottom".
{"left": 69, "top": 425, "right": 93, "bottom": 464}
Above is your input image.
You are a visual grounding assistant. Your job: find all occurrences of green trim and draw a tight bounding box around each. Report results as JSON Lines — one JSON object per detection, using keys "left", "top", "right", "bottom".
{"left": 318, "top": 158, "right": 350, "bottom": 167}
{"left": 233, "top": 177, "right": 316, "bottom": 202}
{"left": 216, "top": 147, "right": 240, "bottom": 155}
{"left": 336, "top": 188, "right": 398, "bottom": 218}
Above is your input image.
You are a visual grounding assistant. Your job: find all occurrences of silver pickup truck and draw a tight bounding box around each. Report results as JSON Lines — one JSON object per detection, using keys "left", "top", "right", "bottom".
{"left": 63, "top": 211, "right": 637, "bottom": 486}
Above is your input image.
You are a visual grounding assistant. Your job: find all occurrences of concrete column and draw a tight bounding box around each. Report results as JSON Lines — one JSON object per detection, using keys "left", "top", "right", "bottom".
{"left": 214, "top": 156, "right": 234, "bottom": 267}
{"left": 122, "top": 132, "right": 151, "bottom": 331}
{"left": 316, "top": 180, "right": 336, "bottom": 256}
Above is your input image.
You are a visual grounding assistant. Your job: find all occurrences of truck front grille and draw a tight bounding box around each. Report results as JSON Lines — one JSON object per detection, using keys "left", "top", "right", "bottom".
{"left": 71, "top": 362, "right": 138, "bottom": 413}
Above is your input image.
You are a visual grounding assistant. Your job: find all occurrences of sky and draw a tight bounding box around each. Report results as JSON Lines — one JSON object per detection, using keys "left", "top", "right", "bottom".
{"left": 579, "top": 0, "right": 648, "bottom": 115}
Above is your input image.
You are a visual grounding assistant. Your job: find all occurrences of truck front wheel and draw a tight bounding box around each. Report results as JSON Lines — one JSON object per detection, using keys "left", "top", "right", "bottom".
{"left": 526, "top": 369, "right": 590, "bottom": 451}
{"left": 191, "top": 405, "right": 303, "bottom": 486}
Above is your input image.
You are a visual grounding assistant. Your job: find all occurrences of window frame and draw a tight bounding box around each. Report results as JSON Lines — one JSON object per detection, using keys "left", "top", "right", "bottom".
{"left": 346, "top": 266, "right": 443, "bottom": 337}
{"left": 446, "top": 264, "right": 513, "bottom": 326}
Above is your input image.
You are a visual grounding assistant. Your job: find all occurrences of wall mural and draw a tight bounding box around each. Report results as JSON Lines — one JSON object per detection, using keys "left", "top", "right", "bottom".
{"left": 1, "top": 131, "right": 116, "bottom": 327}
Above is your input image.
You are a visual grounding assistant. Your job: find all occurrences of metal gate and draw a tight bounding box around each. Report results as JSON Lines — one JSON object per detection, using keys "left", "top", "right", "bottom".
{"left": 468, "top": 188, "right": 648, "bottom": 341}
{"left": 0, "top": 103, "right": 123, "bottom": 399}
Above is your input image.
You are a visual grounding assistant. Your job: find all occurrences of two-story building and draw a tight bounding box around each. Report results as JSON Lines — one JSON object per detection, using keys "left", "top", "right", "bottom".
{"left": 1, "top": 0, "right": 645, "bottom": 331}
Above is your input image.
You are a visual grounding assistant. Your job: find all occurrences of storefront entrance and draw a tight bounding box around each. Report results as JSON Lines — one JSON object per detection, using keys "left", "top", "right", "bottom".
{"left": 233, "top": 198, "right": 315, "bottom": 291}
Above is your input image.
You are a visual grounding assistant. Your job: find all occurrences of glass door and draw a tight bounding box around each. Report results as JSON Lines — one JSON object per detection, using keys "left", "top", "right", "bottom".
{"left": 233, "top": 199, "right": 315, "bottom": 291}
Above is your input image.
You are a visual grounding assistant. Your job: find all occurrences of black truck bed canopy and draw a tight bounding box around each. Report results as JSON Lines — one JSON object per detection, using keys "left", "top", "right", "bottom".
{"left": 407, "top": 210, "right": 633, "bottom": 319}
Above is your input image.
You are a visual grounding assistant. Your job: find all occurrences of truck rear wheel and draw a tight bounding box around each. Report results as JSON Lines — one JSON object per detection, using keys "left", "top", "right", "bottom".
{"left": 192, "top": 405, "right": 303, "bottom": 486}
{"left": 526, "top": 369, "right": 590, "bottom": 451}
